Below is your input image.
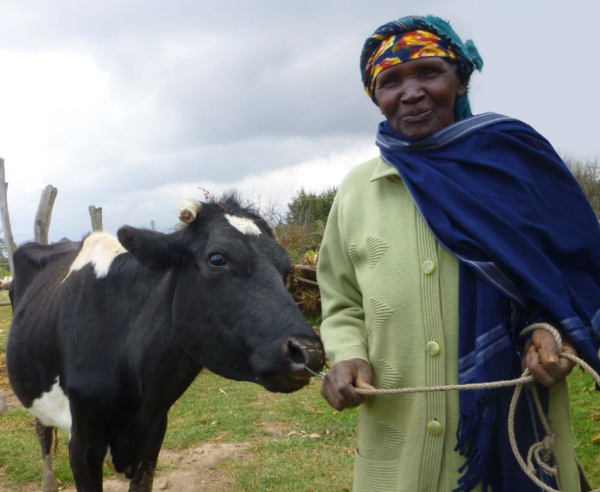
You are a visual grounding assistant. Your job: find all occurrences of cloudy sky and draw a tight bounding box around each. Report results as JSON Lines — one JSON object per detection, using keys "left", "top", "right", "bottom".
{"left": 1, "top": 0, "right": 599, "bottom": 244}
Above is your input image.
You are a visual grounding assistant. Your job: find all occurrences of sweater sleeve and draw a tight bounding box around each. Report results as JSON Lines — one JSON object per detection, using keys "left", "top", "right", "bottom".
{"left": 317, "top": 191, "right": 369, "bottom": 364}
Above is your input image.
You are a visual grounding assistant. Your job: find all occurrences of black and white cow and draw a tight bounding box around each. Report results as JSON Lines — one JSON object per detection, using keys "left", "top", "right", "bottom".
{"left": 6, "top": 195, "right": 325, "bottom": 492}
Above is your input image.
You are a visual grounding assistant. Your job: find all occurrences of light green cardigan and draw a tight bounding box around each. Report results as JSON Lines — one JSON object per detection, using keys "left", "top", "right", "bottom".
{"left": 318, "top": 156, "right": 584, "bottom": 492}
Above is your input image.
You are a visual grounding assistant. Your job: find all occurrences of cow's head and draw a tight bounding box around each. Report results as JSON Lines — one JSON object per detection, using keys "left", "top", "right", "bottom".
{"left": 117, "top": 193, "right": 325, "bottom": 393}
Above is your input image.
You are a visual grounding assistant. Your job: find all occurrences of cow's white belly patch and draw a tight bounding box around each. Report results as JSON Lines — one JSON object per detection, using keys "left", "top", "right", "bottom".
{"left": 66, "top": 232, "right": 127, "bottom": 279}
{"left": 29, "top": 377, "right": 72, "bottom": 432}
{"left": 225, "top": 214, "right": 262, "bottom": 236}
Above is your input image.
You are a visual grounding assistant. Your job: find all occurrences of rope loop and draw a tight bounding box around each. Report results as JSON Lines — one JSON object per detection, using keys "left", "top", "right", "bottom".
{"left": 354, "top": 322, "right": 600, "bottom": 491}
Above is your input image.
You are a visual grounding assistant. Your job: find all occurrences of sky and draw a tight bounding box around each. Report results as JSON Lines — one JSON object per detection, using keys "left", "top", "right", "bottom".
{"left": 1, "top": 0, "right": 599, "bottom": 244}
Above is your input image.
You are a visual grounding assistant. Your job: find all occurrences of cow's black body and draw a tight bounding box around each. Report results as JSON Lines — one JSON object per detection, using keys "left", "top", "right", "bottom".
{"left": 7, "top": 196, "right": 324, "bottom": 492}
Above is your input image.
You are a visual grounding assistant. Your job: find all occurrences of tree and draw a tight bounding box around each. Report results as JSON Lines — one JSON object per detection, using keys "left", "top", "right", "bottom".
{"left": 286, "top": 187, "right": 337, "bottom": 226}
{"left": 564, "top": 156, "right": 600, "bottom": 220}
{"left": 0, "top": 230, "right": 10, "bottom": 276}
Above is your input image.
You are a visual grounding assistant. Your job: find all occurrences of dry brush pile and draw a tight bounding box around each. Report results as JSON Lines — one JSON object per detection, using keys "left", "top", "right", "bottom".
{"left": 248, "top": 188, "right": 335, "bottom": 316}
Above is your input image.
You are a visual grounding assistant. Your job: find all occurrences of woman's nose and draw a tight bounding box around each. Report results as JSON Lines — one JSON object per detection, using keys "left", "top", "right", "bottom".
{"left": 400, "top": 78, "right": 425, "bottom": 103}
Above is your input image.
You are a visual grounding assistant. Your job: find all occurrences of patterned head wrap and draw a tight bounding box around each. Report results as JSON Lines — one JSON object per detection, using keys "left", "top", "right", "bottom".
{"left": 360, "top": 15, "right": 483, "bottom": 120}
{"left": 363, "top": 30, "right": 457, "bottom": 100}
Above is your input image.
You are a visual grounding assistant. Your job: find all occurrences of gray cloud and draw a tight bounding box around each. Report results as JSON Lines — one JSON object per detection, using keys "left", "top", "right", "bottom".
{"left": 2, "top": 0, "right": 599, "bottom": 246}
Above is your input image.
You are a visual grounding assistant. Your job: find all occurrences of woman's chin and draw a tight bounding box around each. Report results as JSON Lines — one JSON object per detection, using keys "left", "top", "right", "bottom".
{"left": 391, "top": 114, "right": 451, "bottom": 140}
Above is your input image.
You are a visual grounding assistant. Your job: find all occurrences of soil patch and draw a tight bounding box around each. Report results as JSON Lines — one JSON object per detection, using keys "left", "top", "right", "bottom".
{"left": 0, "top": 389, "right": 23, "bottom": 413}
{"left": 257, "top": 420, "right": 292, "bottom": 438}
{"left": 0, "top": 354, "right": 10, "bottom": 392}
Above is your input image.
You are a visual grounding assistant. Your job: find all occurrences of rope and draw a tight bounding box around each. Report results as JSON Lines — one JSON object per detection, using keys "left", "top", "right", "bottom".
{"left": 354, "top": 323, "right": 600, "bottom": 492}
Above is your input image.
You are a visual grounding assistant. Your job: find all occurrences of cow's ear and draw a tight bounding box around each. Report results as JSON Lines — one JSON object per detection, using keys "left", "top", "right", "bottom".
{"left": 117, "top": 226, "right": 185, "bottom": 270}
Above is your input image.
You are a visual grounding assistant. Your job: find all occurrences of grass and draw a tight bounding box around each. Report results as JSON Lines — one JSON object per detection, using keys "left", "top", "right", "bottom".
{"left": 0, "top": 296, "right": 598, "bottom": 490}
{"left": 0, "top": 291, "right": 11, "bottom": 353}
{"left": 568, "top": 367, "right": 600, "bottom": 482}
{"left": 0, "top": 370, "right": 359, "bottom": 490}
{"left": 0, "top": 373, "right": 358, "bottom": 490}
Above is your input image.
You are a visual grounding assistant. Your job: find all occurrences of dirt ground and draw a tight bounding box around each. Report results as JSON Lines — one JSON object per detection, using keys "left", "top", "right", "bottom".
{"left": 0, "top": 353, "right": 21, "bottom": 417}
{"left": 0, "top": 389, "right": 22, "bottom": 413}
{"left": 0, "top": 354, "right": 10, "bottom": 392}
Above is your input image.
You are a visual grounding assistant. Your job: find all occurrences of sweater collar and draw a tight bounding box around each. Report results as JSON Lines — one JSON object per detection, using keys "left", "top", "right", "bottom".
{"left": 370, "top": 157, "right": 401, "bottom": 182}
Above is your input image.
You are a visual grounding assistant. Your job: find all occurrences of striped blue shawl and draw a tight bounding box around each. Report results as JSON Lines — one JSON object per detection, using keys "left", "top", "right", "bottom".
{"left": 377, "top": 113, "right": 600, "bottom": 491}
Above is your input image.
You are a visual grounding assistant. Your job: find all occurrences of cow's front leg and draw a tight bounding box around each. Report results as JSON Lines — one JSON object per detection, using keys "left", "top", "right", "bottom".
{"left": 128, "top": 414, "right": 168, "bottom": 492}
{"left": 35, "top": 419, "right": 58, "bottom": 492}
{"left": 128, "top": 465, "right": 155, "bottom": 492}
{"left": 69, "top": 426, "right": 106, "bottom": 492}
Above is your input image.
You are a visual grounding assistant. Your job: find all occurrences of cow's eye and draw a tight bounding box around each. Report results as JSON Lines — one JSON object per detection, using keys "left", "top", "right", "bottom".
{"left": 209, "top": 254, "right": 227, "bottom": 267}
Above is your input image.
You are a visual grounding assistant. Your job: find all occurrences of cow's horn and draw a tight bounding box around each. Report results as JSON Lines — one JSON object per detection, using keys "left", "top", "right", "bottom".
{"left": 178, "top": 198, "right": 203, "bottom": 223}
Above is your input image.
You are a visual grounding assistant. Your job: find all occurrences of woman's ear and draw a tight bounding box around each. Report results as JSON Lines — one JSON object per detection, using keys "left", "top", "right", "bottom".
{"left": 456, "top": 75, "right": 470, "bottom": 98}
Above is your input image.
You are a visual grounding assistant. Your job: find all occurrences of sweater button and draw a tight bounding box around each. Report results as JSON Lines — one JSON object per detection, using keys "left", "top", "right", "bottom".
{"left": 427, "top": 420, "right": 443, "bottom": 436}
{"left": 426, "top": 341, "right": 440, "bottom": 356}
{"left": 422, "top": 260, "right": 435, "bottom": 274}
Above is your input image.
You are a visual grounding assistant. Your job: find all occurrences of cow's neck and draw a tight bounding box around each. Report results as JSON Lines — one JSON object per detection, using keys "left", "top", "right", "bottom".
{"left": 80, "top": 261, "right": 204, "bottom": 409}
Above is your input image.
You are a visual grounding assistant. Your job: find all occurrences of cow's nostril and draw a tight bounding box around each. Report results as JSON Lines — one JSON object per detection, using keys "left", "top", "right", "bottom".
{"left": 286, "top": 339, "right": 309, "bottom": 365}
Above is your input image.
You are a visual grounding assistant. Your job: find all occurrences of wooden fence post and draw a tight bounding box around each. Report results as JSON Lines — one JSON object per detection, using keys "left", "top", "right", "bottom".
{"left": 0, "top": 390, "right": 6, "bottom": 417}
{"left": 89, "top": 205, "right": 103, "bottom": 232}
{"left": 34, "top": 185, "right": 58, "bottom": 244}
{"left": 0, "top": 158, "right": 16, "bottom": 274}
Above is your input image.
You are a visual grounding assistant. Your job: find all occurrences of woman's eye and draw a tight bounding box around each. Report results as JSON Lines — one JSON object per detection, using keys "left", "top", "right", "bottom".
{"left": 209, "top": 254, "right": 227, "bottom": 267}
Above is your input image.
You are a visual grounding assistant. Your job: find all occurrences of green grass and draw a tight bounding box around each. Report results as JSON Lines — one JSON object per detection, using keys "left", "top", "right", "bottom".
{"left": 0, "top": 297, "right": 598, "bottom": 490}
{"left": 0, "top": 410, "right": 76, "bottom": 487}
{"left": 0, "top": 371, "right": 358, "bottom": 490}
{"left": 303, "top": 312, "right": 322, "bottom": 328}
{"left": 221, "top": 383, "right": 357, "bottom": 492}
{"left": 0, "top": 290, "right": 11, "bottom": 353}
{"left": 568, "top": 367, "right": 600, "bottom": 484}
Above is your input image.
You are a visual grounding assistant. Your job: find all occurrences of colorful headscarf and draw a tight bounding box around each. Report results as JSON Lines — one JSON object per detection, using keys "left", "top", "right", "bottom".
{"left": 364, "top": 30, "right": 457, "bottom": 99}
{"left": 360, "top": 15, "right": 483, "bottom": 121}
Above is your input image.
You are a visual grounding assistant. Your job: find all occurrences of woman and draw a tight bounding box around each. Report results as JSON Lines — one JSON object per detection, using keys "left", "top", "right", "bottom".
{"left": 317, "top": 15, "right": 600, "bottom": 492}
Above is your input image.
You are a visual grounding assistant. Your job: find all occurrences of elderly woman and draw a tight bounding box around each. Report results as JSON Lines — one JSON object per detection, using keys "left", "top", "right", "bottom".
{"left": 317, "top": 15, "right": 600, "bottom": 492}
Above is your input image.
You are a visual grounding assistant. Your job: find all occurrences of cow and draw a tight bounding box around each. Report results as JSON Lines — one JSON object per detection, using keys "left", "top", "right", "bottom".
{"left": 6, "top": 194, "right": 325, "bottom": 492}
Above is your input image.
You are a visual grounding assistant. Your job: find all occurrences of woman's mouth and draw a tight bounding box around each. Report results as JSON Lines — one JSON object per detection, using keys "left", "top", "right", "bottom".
{"left": 402, "top": 109, "right": 432, "bottom": 123}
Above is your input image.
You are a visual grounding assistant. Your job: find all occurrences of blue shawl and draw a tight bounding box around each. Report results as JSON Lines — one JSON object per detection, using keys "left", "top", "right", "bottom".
{"left": 376, "top": 113, "right": 600, "bottom": 491}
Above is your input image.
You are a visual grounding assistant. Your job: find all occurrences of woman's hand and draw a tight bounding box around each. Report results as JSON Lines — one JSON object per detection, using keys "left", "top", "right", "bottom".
{"left": 522, "top": 328, "right": 578, "bottom": 387}
{"left": 321, "top": 359, "right": 375, "bottom": 411}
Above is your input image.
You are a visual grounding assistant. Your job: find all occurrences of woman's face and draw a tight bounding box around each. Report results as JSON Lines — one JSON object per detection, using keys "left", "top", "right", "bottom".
{"left": 374, "top": 57, "right": 468, "bottom": 139}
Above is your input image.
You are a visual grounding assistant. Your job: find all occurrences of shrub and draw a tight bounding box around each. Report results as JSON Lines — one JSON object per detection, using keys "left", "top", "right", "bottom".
{"left": 564, "top": 157, "right": 600, "bottom": 219}
{"left": 286, "top": 187, "right": 337, "bottom": 226}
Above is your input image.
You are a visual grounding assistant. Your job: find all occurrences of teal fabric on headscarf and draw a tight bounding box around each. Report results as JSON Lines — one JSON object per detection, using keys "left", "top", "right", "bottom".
{"left": 360, "top": 15, "right": 483, "bottom": 121}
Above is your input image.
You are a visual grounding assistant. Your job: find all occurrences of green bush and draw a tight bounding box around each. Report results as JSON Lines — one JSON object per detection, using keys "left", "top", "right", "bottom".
{"left": 286, "top": 187, "right": 337, "bottom": 226}
{"left": 277, "top": 187, "right": 337, "bottom": 260}
{"left": 564, "top": 157, "right": 600, "bottom": 219}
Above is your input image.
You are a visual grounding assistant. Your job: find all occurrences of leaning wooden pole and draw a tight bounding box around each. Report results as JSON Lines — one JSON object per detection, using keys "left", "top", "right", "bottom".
{"left": 0, "top": 158, "right": 16, "bottom": 274}
{"left": 0, "top": 389, "right": 6, "bottom": 418}
{"left": 88, "top": 205, "right": 103, "bottom": 232}
{"left": 34, "top": 185, "right": 58, "bottom": 244}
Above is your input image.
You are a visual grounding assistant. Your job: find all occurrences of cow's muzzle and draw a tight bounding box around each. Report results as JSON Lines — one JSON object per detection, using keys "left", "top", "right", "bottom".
{"left": 282, "top": 337, "right": 325, "bottom": 381}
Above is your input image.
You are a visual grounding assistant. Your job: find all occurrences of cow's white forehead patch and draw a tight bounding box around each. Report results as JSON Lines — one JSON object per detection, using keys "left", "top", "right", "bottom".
{"left": 225, "top": 214, "right": 262, "bottom": 236}
{"left": 67, "top": 232, "right": 127, "bottom": 279}
{"left": 28, "top": 377, "right": 72, "bottom": 433}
